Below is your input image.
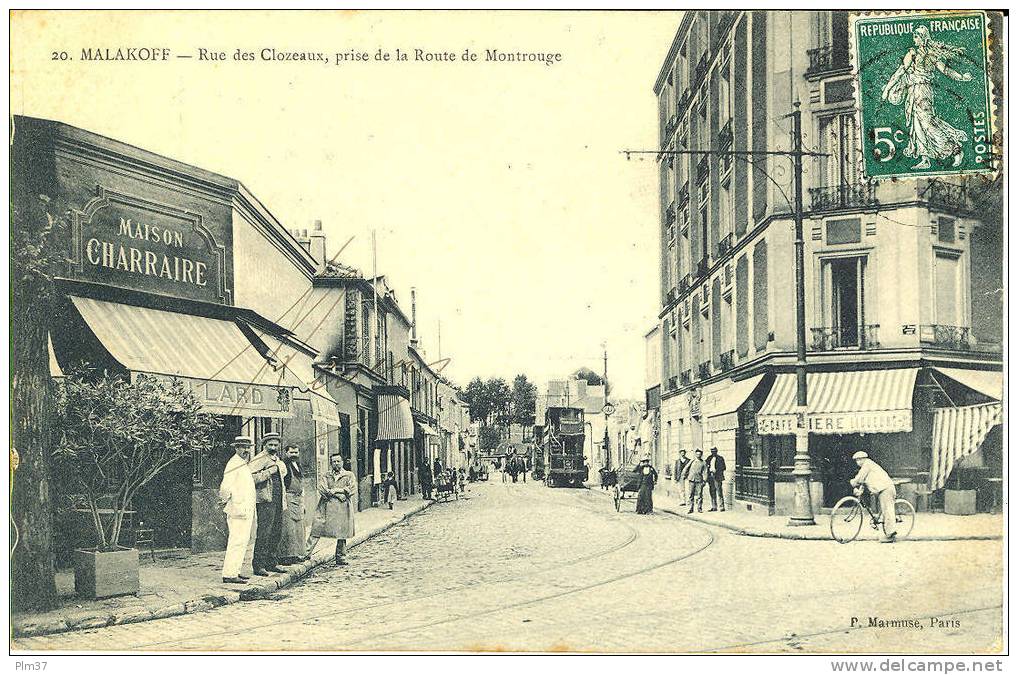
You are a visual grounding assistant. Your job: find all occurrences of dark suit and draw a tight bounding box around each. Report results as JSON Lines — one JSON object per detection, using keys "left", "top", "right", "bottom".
{"left": 706, "top": 452, "right": 727, "bottom": 511}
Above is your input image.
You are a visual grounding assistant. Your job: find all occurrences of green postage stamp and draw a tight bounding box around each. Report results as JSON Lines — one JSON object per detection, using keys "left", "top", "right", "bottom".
{"left": 852, "top": 11, "right": 994, "bottom": 180}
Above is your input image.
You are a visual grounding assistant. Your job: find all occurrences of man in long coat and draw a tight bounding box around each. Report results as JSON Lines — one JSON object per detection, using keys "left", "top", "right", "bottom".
{"left": 251, "top": 433, "right": 287, "bottom": 575}
{"left": 278, "top": 444, "right": 307, "bottom": 564}
{"left": 306, "top": 455, "right": 357, "bottom": 565}
{"left": 682, "top": 449, "right": 708, "bottom": 514}
{"left": 219, "top": 436, "right": 257, "bottom": 584}
{"left": 706, "top": 447, "right": 727, "bottom": 512}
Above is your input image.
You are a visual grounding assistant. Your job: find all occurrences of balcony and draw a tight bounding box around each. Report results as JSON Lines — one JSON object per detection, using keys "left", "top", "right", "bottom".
{"left": 694, "top": 52, "right": 709, "bottom": 84}
{"left": 677, "top": 88, "right": 691, "bottom": 112}
{"left": 678, "top": 181, "right": 690, "bottom": 207}
{"left": 920, "top": 325, "right": 972, "bottom": 350}
{"left": 697, "top": 360, "right": 712, "bottom": 380}
{"left": 680, "top": 369, "right": 692, "bottom": 386}
{"left": 664, "top": 114, "right": 679, "bottom": 139}
{"left": 717, "top": 119, "right": 733, "bottom": 149}
{"left": 678, "top": 274, "right": 692, "bottom": 294}
{"left": 695, "top": 257, "right": 709, "bottom": 279}
{"left": 921, "top": 178, "right": 972, "bottom": 215}
{"left": 665, "top": 287, "right": 679, "bottom": 305}
{"left": 805, "top": 45, "right": 850, "bottom": 78}
{"left": 696, "top": 155, "right": 710, "bottom": 183}
{"left": 667, "top": 375, "right": 679, "bottom": 392}
{"left": 810, "top": 324, "right": 881, "bottom": 351}
{"left": 716, "top": 232, "right": 734, "bottom": 259}
{"left": 719, "top": 349, "right": 735, "bottom": 373}
{"left": 809, "top": 182, "right": 878, "bottom": 212}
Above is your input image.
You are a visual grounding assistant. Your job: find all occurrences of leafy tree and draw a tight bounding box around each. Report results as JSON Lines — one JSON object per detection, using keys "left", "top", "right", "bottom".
{"left": 487, "top": 378, "right": 512, "bottom": 429}
{"left": 462, "top": 377, "right": 491, "bottom": 425}
{"left": 10, "top": 195, "right": 65, "bottom": 611}
{"left": 478, "top": 425, "right": 501, "bottom": 451}
{"left": 510, "top": 374, "right": 537, "bottom": 427}
{"left": 52, "top": 370, "right": 220, "bottom": 551}
{"left": 572, "top": 366, "right": 609, "bottom": 394}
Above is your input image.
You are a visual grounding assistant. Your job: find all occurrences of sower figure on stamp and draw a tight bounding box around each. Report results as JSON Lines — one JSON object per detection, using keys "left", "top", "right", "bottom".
{"left": 219, "top": 436, "right": 257, "bottom": 584}
{"left": 682, "top": 449, "right": 707, "bottom": 514}
{"left": 307, "top": 455, "right": 357, "bottom": 565}
{"left": 251, "top": 433, "right": 288, "bottom": 575}
{"left": 706, "top": 447, "right": 727, "bottom": 512}
{"left": 278, "top": 444, "right": 308, "bottom": 564}
{"left": 881, "top": 25, "right": 972, "bottom": 170}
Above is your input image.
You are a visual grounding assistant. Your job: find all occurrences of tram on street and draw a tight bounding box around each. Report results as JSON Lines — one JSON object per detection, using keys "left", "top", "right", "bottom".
{"left": 539, "top": 406, "right": 588, "bottom": 487}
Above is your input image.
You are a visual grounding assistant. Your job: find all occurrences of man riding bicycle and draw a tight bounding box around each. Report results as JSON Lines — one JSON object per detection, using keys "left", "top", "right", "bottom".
{"left": 849, "top": 451, "right": 897, "bottom": 543}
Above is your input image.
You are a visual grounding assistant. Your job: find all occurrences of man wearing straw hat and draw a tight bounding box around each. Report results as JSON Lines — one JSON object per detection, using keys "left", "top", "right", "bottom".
{"left": 218, "top": 436, "right": 257, "bottom": 584}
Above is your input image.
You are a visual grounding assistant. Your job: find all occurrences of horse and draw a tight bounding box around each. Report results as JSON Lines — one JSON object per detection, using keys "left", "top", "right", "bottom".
{"left": 504, "top": 455, "right": 527, "bottom": 483}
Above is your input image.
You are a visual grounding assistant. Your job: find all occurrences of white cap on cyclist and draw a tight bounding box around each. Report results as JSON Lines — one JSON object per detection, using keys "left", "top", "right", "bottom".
{"left": 852, "top": 451, "right": 868, "bottom": 460}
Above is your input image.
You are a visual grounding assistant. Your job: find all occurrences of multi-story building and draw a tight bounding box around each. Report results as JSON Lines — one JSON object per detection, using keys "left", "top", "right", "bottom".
{"left": 652, "top": 11, "right": 1003, "bottom": 516}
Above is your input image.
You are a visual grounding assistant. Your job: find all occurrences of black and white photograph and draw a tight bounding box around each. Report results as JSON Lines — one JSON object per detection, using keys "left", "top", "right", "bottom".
{"left": 7, "top": 7, "right": 1007, "bottom": 663}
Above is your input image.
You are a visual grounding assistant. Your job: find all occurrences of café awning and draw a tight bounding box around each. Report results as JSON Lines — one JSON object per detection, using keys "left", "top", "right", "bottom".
{"left": 70, "top": 296, "right": 294, "bottom": 418}
{"left": 255, "top": 330, "right": 341, "bottom": 425}
{"left": 929, "top": 402, "right": 1002, "bottom": 491}
{"left": 757, "top": 369, "right": 918, "bottom": 435}
{"left": 934, "top": 367, "right": 1003, "bottom": 401}
{"left": 706, "top": 374, "right": 765, "bottom": 433}
{"left": 376, "top": 393, "right": 414, "bottom": 441}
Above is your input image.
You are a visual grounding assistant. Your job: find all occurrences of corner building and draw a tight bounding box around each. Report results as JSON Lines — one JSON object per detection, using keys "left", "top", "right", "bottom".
{"left": 651, "top": 12, "right": 1003, "bottom": 516}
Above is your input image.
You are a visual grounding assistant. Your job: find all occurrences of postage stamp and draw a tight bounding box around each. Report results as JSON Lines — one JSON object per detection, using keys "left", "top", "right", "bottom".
{"left": 852, "top": 11, "right": 994, "bottom": 180}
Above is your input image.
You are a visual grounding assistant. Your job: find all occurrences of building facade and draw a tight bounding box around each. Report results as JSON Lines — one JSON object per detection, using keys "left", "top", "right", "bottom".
{"left": 652, "top": 12, "right": 1003, "bottom": 515}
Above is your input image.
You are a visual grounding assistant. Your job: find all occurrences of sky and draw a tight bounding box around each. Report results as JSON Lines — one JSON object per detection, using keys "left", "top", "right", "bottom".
{"left": 10, "top": 10, "right": 682, "bottom": 399}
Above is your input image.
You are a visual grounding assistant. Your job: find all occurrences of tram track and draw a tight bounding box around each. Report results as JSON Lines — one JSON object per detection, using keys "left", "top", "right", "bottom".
{"left": 115, "top": 482, "right": 650, "bottom": 650}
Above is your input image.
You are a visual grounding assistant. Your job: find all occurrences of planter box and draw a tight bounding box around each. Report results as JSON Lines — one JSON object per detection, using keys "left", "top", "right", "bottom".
{"left": 944, "top": 489, "right": 977, "bottom": 516}
{"left": 74, "top": 547, "right": 140, "bottom": 599}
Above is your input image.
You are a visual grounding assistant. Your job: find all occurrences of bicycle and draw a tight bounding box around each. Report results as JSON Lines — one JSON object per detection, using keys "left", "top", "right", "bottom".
{"left": 829, "top": 488, "right": 915, "bottom": 544}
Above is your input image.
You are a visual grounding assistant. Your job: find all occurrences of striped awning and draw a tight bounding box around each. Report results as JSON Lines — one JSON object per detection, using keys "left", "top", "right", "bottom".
{"left": 929, "top": 402, "right": 1002, "bottom": 491}
{"left": 70, "top": 296, "right": 294, "bottom": 418}
{"left": 757, "top": 369, "right": 918, "bottom": 435}
{"left": 934, "top": 368, "right": 1003, "bottom": 401}
{"left": 376, "top": 393, "right": 414, "bottom": 441}
{"left": 706, "top": 374, "right": 765, "bottom": 432}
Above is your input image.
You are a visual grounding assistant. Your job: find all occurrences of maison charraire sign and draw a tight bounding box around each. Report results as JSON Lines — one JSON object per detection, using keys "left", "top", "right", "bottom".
{"left": 70, "top": 187, "right": 231, "bottom": 304}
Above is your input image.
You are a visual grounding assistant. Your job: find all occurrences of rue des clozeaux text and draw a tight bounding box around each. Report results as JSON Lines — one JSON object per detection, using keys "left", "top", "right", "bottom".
{"left": 70, "top": 46, "right": 564, "bottom": 67}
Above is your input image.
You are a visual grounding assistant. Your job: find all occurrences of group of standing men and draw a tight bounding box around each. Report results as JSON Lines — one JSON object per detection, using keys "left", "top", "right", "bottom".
{"left": 675, "top": 448, "right": 727, "bottom": 514}
{"left": 218, "top": 434, "right": 357, "bottom": 584}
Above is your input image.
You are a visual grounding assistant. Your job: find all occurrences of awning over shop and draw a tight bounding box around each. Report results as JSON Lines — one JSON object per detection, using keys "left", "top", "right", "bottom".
{"left": 376, "top": 393, "right": 414, "bottom": 441}
{"left": 70, "top": 296, "right": 294, "bottom": 418}
{"left": 934, "top": 368, "right": 1003, "bottom": 401}
{"left": 706, "top": 374, "right": 765, "bottom": 433}
{"left": 255, "top": 330, "right": 341, "bottom": 425}
{"left": 757, "top": 369, "right": 918, "bottom": 435}
{"left": 929, "top": 402, "right": 1002, "bottom": 491}
{"left": 418, "top": 423, "right": 438, "bottom": 436}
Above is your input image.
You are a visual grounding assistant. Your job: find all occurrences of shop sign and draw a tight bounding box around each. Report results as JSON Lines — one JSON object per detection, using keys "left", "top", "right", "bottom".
{"left": 70, "top": 187, "right": 231, "bottom": 304}
{"left": 706, "top": 411, "right": 740, "bottom": 433}
{"left": 142, "top": 373, "right": 293, "bottom": 418}
{"left": 757, "top": 410, "right": 912, "bottom": 436}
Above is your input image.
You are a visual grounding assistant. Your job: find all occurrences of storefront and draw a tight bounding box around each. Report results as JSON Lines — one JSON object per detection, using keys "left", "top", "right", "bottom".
{"left": 374, "top": 388, "right": 415, "bottom": 503}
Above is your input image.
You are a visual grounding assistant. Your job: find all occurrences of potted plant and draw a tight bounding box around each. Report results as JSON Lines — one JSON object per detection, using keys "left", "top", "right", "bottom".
{"left": 53, "top": 368, "right": 219, "bottom": 599}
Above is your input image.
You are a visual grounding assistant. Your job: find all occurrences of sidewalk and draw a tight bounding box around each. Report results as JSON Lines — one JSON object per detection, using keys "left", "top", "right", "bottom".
{"left": 12, "top": 497, "right": 433, "bottom": 639}
{"left": 598, "top": 483, "right": 1003, "bottom": 542}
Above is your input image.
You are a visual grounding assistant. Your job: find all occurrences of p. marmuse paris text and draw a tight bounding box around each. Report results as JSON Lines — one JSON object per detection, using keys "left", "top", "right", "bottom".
{"left": 850, "top": 616, "right": 962, "bottom": 631}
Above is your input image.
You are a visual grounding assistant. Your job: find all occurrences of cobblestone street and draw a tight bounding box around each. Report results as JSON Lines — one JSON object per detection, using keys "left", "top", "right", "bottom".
{"left": 15, "top": 481, "right": 1003, "bottom": 653}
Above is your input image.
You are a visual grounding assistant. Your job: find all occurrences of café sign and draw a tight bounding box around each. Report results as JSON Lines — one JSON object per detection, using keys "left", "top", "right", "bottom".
{"left": 69, "top": 187, "right": 232, "bottom": 304}
{"left": 140, "top": 373, "right": 293, "bottom": 418}
{"left": 757, "top": 410, "right": 912, "bottom": 436}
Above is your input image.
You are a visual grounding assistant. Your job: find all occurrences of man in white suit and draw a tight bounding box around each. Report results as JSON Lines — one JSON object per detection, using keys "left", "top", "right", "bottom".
{"left": 219, "top": 436, "right": 258, "bottom": 584}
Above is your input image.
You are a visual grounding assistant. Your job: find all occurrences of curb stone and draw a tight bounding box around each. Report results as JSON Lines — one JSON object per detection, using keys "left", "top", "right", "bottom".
{"left": 12, "top": 499, "right": 434, "bottom": 639}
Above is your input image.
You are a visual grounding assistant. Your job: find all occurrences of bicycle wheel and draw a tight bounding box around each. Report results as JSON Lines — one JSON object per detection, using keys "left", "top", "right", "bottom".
{"left": 830, "top": 495, "right": 864, "bottom": 543}
{"left": 891, "top": 499, "right": 916, "bottom": 540}
{"left": 613, "top": 485, "right": 621, "bottom": 512}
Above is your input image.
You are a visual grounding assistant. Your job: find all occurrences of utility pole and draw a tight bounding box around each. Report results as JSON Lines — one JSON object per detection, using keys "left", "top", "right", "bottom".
{"left": 787, "top": 100, "right": 815, "bottom": 526}
{"left": 603, "top": 343, "right": 611, "bottom": 471}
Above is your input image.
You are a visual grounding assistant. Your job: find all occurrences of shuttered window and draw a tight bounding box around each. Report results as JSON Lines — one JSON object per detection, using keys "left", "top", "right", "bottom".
{"left": 736, "top": 255, "right": 750, "bottom": 356}
{"left": 753, "top": 241, "right": 769, "bottom": 350}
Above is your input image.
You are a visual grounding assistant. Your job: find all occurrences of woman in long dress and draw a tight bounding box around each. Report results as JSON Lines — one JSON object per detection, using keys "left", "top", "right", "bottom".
{"left": 635, "top": 456, "right": 659, "bottom": 515}
{"left": 306, "top": 455, "right": 356, "bottom": 566}
{"left": 881, "top": 25, "right": 973, "bottom": 170}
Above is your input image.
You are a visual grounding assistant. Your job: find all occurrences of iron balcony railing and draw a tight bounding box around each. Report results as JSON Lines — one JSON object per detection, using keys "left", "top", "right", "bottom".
{"left": 680, "top": 369, "right": 692, "bottom": 386}
{"left": 695, "top": 53, "right": 709, "bottom": 83}
{"left": 806, "top": 45, "right": 850, "bottom": 77}
{"left": 921, "top": 178, "right": 972, "bottom": 215}
{"left": 716, "top": 232, "right": 734, "bottom": 259}
{"left": 695, "top": 257, "right": 709, "bottom": 279}
{"left": 919, "top": 325, "right": 972, "bottom": 350}
{"left": 678, "top": 274, "right": 692, "bottom": 294}
{"left": 717, "top": 119, "right": 733, "bottom": 149}
{"left": 810, "top": 324, "right": 880, "bottom": 351}
{"left": 678, "top": 181, "right": 690, "bottom": 207}
{"left": 719, "top": 350, "right": 736, "bottom": 373}
{"left": 698, "top": 360, "right": 712, "bottom": 380}
{"left": 697, "top": 155, "right": 710, "bottom": 183}
{"left": 809, "top": 182, "right": 878, "bottom": 212}
{"left": 667, "top": 375, "right": 679, "bottom": 391}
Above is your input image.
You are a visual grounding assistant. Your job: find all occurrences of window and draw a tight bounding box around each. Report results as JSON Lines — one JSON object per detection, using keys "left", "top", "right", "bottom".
{"left": 819, "top": 114, "right": 860, "bottom": 189}
{"left": 718, "top": 57, "right": 732, "bottom": 126}
{"left": 752, "top": 241, "right": 769, "bottom": 350}
{"left": 934, "top": 252, "right": 961, "bottom": 325}
{"left": 736, "top": 255, "right": 750, "bottom": 357}
{"left": 719, "top": 182, "right": 732, "bottom": 240}
{"left": 821, "top": 256, "right": 867, "bottom": 347}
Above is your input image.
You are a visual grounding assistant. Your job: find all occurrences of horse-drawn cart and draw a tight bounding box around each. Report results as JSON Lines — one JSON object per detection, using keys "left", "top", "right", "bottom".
{"left": 608, "top": 466, "right": 641, "bottom": 512}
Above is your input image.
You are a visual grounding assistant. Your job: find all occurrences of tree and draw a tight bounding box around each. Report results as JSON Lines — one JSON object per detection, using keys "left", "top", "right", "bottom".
{"left": 52, "top": 370, "right": 220, "bottom": 551}
{"left": 572, "top": 366, "right": 610, "bottom": 395}
{"left": 510, "top": 374, "right": 537, "bottom": 427}
{"left": 487, "top": 378, "right": 512, "bottom": 430}
{"left": 10, "top": 195, "right": 65, "bottom": 611}
{"left": 462, "top": 377, "right": 491, "bottom": 425}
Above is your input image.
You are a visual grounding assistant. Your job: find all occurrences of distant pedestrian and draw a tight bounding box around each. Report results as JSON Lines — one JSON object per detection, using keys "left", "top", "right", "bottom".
{"left": 278, "top": 445, "right": 308, "bottom": 564}
{"left": 706, "top": 447, "right": 727, "bottom": 512}
{"left": 382, "top": 471, "right": 399, "bottom": 509}
{"left": 457, "top": 468, "right": 467, "bottom": 492}
{"left": 682, "top": 449, "right": 707, "bottom": 514}
{"left": 635, "top": 455, "right": 659, "bottom": 515}
{"left": 219, "top": 436, "right": 257, "bottom": 584}
{"left": 433, "top": 457, "right": 443, "bottom": 478}
{"left": 849, "top": 451, "right": 898, "bottom": 543}
{"left": 251, "top": 433, "right": 288, "bottom": 575}
{"left": 418, "top": 461, "right": 433, "bottom": 500}
{"left": 676, "top": 449, "right": 690, "bottom": 505}
{"left": 306, "top": 455, "right": 357, "bottom": 565}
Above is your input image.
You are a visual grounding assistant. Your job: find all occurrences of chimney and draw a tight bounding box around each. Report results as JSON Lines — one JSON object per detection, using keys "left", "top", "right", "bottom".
{"left": 309, "top": 219, "right": 326, "bottom": 273}
{"left": 410, "top": 287, "right": 419, "bottom": 348}
{"left": 293, "top": 227, "right": 311, "bottom": 254}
